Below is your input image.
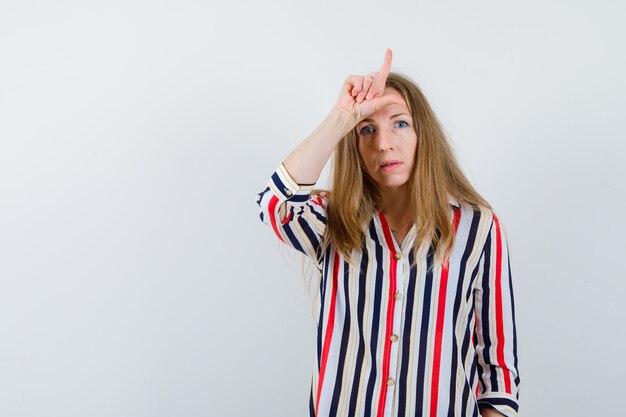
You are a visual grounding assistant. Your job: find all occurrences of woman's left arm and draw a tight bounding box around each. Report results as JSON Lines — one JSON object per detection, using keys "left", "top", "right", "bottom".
{"left": 474, "top": 212, "right": 521, "bottom": 417}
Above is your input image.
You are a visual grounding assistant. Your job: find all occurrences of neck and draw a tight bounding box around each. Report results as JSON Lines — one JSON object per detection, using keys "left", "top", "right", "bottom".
{"left": 378, "top": 184, "right": 413, "bottom": 225}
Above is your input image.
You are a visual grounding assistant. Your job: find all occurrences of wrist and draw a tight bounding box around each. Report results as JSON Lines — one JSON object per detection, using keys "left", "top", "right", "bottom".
{"left": 327, "top": 106, "right": 357, "bottom": 137}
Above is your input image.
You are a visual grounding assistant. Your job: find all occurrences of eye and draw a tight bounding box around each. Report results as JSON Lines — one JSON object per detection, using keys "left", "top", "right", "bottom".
{"left": 396, "top": 120, "right": 409, "bottom": 128}
{"left": 359, "top": 126, "right": 374, "bottom": 136}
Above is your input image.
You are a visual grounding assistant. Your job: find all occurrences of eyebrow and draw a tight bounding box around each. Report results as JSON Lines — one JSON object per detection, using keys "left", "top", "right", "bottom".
{"left": 358, "top": 113, "right": 411, "bottom": 125}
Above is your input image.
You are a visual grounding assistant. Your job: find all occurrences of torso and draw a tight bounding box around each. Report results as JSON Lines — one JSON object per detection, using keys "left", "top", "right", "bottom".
{"left": 309, "top": 204, "right": 504, "bottom": 417}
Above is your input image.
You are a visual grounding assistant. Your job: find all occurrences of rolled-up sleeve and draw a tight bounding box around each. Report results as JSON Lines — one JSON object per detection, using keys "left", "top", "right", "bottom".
{"left": 255, "top": 162, "right": 327, "bottom": 263}
{"left": 474, "top": 212, "right": 521, "bottom": 417}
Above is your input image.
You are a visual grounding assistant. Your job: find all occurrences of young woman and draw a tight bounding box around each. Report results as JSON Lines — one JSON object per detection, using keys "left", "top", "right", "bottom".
{"left": 256, "top": 49, "right": 520, "bottom": 417}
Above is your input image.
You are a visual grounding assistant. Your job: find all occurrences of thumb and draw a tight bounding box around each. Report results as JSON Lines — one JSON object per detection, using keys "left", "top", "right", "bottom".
{"left": 358, "top": 94, "right": 407, "bottom": 119}
{"left": 372, "top": 94, "right": 406, "bottom": 110}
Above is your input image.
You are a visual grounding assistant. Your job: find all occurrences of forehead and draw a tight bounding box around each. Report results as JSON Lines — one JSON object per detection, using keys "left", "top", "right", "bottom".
{"left": 383, "top": 86, "right": 405, "bottom": 99}
{"left": 373, "top": 87, "right": 411, "bottom": 112}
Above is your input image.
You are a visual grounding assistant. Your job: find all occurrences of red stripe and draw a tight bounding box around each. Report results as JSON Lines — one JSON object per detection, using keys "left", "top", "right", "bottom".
{"left": 281, "top": 207, "right": 293, "bottom": 225}
{"left": 378, "top": 211, "right": 396, "bottom": 252}
{"left": 429, "top": 207, "right": 461, "bottom": 417}
{"left": 315, "top": 252, "right": 340, "bottom": 415}
{"left": 268, "top": 195, "right": 285, "bottom": 243}
{"left": 376, "top": 212, "right": 398, "bottom": 417}
{"left": 493, "top": 214, "right": 512, "bottom": 393}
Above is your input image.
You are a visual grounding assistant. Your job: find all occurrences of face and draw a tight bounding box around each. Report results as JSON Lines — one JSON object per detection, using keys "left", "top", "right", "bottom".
{"left": 356, "top": 87, "right": 417, "bottom": 195}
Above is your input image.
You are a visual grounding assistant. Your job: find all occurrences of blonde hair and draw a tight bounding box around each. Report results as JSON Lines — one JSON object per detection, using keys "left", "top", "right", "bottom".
{"left": 309, "top": 72, "right": 491, "bottom": 280}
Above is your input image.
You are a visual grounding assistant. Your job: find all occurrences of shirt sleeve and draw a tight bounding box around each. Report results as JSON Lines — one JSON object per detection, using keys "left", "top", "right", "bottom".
{"left": 473, "top": 212, "right": 521, "bottom": 417}
{"left": 255, "top": 162, "right": 327, "bottom": 264}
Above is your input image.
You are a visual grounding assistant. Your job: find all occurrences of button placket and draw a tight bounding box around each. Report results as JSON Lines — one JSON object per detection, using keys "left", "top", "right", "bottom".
{"left": 387, "top": 250, "right": 405, "bottom": 390}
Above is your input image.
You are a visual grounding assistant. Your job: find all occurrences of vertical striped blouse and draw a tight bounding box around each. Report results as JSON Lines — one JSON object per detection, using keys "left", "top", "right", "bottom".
{"left": 256, "top": 163, "right": 521, "bottom": 417}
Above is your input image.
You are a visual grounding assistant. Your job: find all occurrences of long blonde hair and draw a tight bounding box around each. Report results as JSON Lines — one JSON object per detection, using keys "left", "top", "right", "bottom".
{"left": 312, "top": 72, "right": 491, "bottom": 275}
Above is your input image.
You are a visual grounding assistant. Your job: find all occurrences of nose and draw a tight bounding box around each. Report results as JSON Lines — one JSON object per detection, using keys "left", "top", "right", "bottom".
{"left": 376, "top": 127, "right": 393, "bottom": 151}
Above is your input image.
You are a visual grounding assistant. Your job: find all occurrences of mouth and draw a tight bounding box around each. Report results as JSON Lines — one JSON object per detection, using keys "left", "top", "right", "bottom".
{"left": 379, "top": 161, "right": 402, "bottom": 171}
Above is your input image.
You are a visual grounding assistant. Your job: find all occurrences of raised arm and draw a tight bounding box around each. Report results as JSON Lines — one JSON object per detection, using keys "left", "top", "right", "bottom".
{"left": 282, "top": 48, "right": 403, "bottom": 186}
{"left": 256, "top": 49, "right": 405, "bottom": 260}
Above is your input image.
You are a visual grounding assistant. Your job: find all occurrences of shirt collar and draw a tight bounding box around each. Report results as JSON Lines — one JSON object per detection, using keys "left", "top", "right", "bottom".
{"left": 448, "top": 195, "right": 461, "bottom": 208}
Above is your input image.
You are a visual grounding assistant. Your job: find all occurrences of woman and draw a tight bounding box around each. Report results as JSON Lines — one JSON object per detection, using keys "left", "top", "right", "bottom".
{"left": 256, "top": 49, "right": 520, "bottom": 417}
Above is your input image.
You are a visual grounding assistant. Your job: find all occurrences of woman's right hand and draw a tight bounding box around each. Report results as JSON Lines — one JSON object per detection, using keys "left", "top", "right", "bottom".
{"left": 280, "top": 49, "right": 406, "bottom": 187}
{"left": 334, "top": 48, "right": 406, "bottom": 126}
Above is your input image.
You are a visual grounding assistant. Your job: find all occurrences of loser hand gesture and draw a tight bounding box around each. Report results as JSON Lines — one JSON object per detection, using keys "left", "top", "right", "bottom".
{"left": 335, "top": 48, "right": 405, "bottom": 124}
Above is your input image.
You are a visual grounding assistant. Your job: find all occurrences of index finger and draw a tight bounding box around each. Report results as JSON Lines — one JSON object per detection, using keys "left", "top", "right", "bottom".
{"left": 368, "top": 48, "right": 393, "bottom": 98}
{"left": 378, "top": 48, "right": 393, "bottom": 81}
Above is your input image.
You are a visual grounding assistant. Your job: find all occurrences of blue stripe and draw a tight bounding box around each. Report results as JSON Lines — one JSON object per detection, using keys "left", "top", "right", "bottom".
{"left": 317, "top": 248, "right": 332, "bottom": 368}
{"left": 415, "top": 242, "right": 436, "bottom": 409}
{"left": 328, "top": 261, "right": 352, "bottom": 416}
{"left": 283, "top": 221, "right": 306, "bottom": 255}
{"left": 347, "top": 243, "right": 369, "bottom": 413}
{"left": 478, "top": 397, "right": 519, "bottom": 412}
{"left": 363, "top": 221, "right": 384, "bottom": 416}
{"left": 479, "top": 226, "right": 499, "bottom": 391}
{"left": 298, "top": 214, "right": 323, "bottom": 263}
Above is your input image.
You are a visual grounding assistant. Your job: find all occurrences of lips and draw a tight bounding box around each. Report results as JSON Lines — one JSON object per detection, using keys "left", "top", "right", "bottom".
{"left": 379, "top": 160, "right": 402, "bottom": 171}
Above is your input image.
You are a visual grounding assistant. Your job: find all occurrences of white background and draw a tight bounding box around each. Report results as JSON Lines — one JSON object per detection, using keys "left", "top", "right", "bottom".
{"left": 1, "top": 1, "right": 624, "bottom": 416}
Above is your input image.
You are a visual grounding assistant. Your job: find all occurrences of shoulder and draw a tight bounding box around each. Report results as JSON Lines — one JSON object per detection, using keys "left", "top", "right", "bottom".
{"left": 452, "top": 198, "right": 490, "bottom": 220}
{"left": 453, "top": 199, "right": 498, "bottom": 241}
{"left": 471, "top": 205, "right": 510, "bottom": 248}
{"left": 450, "top": 195, "right": 493, "bottom": 221}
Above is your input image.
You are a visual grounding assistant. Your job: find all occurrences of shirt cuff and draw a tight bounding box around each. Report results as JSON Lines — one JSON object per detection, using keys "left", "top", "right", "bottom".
{"left": 477, "top": 391, "right": 520, "bottom": 417}
{"left": 267, "top": 162, "right": 317, "bottom": 204}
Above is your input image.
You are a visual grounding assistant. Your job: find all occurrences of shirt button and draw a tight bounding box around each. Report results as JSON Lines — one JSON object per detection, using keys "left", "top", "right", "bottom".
{"left": 284, "top": 188, "right": 293, "bottom": 196}
{"left": 387, "top": 377, "right": 395, "bottom": 386}
{"left": 393, "top": 291, "right": 402, "bottom": 300}
{"left": 394, "top": 252, "right": 401, "bottom": 260}
{"left": 390, "top": 333, "right": 399, "bottom": 342}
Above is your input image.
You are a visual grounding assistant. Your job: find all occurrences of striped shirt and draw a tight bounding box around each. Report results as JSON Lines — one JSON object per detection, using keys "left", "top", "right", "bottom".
{"left": 256, "top": 163, "right": 521, "bottom": 417}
